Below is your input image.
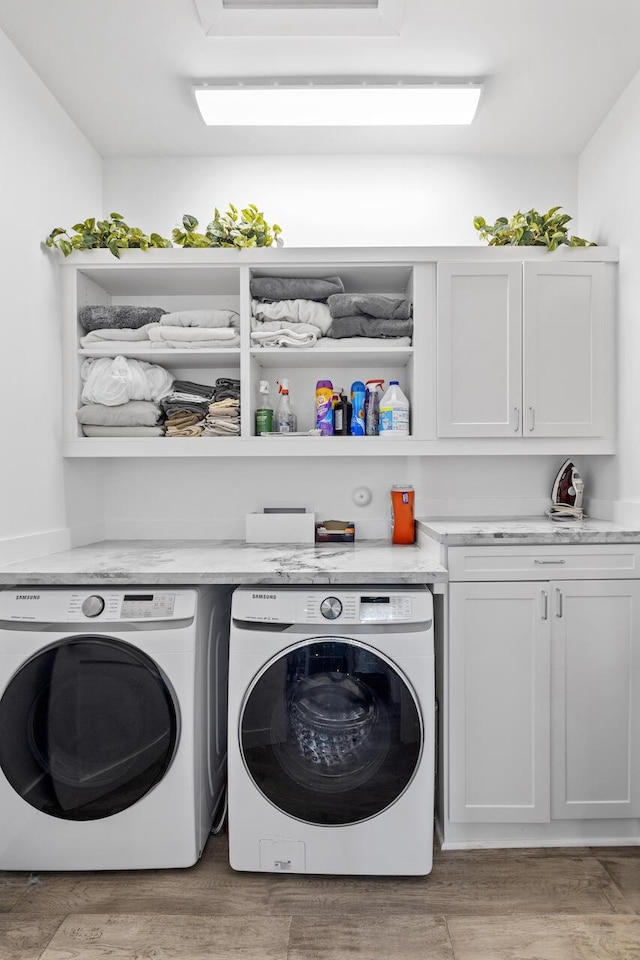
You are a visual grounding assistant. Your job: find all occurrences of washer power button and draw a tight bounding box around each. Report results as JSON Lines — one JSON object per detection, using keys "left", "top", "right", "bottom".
{"left": 82, "top": 595, "right": 105, "bottom": 618}
{"left": 320, "top": 597, "right": 343, "bottom": 620}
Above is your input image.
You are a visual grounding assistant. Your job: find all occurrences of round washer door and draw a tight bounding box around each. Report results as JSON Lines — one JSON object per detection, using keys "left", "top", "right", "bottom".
{"left": 240, "top": 638, "right": 423, "bottom": 826}
{"left": 0, "top": 636, "right": 179, "bottom": 820}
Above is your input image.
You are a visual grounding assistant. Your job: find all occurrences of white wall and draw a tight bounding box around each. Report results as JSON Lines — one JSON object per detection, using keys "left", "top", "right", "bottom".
{"left": 94, "top": 154, "right": 576, "bottom": 538}
{"left": 104, "top": 156, "right": 577, "bottom": 248}
{"left": 579, "top": 67, "right": 640, "bottom": 523}
{"left": 0, "top": 27, "right": 104, "bottom": 562}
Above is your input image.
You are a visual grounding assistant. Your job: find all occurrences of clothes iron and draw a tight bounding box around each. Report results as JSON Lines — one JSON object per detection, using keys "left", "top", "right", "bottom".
{"left": 546, "top": 459, "right": 585, "bottom": 521}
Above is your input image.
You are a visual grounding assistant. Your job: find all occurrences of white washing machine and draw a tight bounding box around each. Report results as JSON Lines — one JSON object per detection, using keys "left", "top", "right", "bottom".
{"left": 228, "top": 585, "right": 434, "bottom": 876}
{"left": 0, "top": 585, "right": 232, "bottom": 871}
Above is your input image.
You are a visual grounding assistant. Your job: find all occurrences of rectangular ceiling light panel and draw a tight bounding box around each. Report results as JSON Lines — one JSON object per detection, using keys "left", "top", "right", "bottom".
{"left": 193, "top": 81, "right": 482, "bottom": 126}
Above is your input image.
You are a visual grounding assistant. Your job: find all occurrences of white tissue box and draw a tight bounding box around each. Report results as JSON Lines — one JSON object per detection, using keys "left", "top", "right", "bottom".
{"left": 245, "top": 512, "right": 315, "bottom": 544}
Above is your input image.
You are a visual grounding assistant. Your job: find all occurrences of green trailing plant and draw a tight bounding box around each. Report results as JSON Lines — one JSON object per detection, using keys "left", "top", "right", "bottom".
{"left": 473, "top": 207, "right": 595, "bottom": 251}
{"left": 172, "top": 204, "right": 283, "bottom": 249}
{"left": 45, "top": 213, "right": 172, "bottom": 259}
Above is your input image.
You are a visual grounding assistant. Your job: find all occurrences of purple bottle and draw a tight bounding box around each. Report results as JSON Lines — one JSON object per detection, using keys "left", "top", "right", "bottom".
{"left": 315, "top": 380, "right": 334, "bottom": 435}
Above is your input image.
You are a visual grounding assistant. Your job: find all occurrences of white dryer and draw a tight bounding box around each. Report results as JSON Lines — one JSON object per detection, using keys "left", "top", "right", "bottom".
{"left": 0, "top": 585, "right": 232, "bottom": 871}
{"left": 228, "top": 586, "right": 434, "bottom": 876}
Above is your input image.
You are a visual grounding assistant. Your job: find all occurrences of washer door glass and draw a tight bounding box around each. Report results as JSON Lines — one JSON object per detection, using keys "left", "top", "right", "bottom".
{"left": 0, "top": 637, "right": 178, "bottom": 821}
{"left": 240, "top": 639, "right": 422, "bottom": 825}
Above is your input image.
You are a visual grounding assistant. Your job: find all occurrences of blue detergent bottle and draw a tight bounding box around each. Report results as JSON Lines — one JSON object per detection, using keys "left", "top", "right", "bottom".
{"left": 350, "top": 381, "right": 366, "bottom": 436}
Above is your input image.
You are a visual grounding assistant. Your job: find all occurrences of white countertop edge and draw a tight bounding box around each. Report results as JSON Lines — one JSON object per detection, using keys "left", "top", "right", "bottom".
{"left": 417, "top": 516, "right": 640, "bottom": 545}
{"left": 0, "top": 539, "right": 447, "bottom": 586}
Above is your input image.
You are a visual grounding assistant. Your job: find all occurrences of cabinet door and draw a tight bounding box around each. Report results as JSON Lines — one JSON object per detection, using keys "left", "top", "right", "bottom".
{"left": 449, "top": 581, "right": 550, "bottom": 823}
{"left": 437, "top": 262, "right": 522, "bottom": 437}
{"left": 523, "top": 262, "right": 608, "bottom": 437}
{"left": 551, "top": 580, "right": 640, "bottom": 819}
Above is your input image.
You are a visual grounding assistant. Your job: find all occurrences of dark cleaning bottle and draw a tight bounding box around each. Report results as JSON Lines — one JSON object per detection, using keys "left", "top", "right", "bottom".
{"left": 333, "top": 390, "right": 351, "bottom": 436}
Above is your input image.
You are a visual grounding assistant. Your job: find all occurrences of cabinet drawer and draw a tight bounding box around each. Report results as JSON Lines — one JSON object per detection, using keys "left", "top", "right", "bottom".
{"left": 448, "top": 544, "right": 640, "bottom": 581}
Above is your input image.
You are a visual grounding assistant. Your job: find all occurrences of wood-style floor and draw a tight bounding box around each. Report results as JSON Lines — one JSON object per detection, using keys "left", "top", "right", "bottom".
{"left": 1, "top": 833, "right": 639, "bottom": 959}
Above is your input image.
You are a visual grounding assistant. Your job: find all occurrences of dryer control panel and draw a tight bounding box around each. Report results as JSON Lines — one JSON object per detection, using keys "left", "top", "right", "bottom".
{"left": 0, "top": 589, "right": 196, "bottom": 623}
{"left": 232, "top": 586, "right": 432, "bottom": 625}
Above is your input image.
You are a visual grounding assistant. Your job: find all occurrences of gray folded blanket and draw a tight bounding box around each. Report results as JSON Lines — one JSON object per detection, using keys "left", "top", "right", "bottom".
{"left": 76, "top": 400, "right": 162, "bottom": 426}
{"left": 250, "top": 276, "right": 344, "bottom": 302}
{"left": 328, "top": 316, "right": 414, "bottom": 339}
{"left": 81, "top": 425, "right": 165, "bottom": 437}
{"left": 328, "top": 294, "right": 412, "bottom": 320}
{"left": 79, "top": 305, "right": 167, "bottom": 332}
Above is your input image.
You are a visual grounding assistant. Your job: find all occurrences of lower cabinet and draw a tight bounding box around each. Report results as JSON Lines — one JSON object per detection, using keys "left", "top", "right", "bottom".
{"left": 449, "top": 579, "right": 640, "bottom": 824}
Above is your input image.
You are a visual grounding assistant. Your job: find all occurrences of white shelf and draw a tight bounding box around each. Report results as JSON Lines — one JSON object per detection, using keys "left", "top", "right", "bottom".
{"left": 63, "top": 436, "right": 616, "bottom": 458}
{"left": 78, "top": 348, "right": 241, "bottom": 369}
{"left": 249, "top": 346, "right": 413, "bottom": 369}
{"left": 64, "top": 436, "right": 420, "bottom": 457}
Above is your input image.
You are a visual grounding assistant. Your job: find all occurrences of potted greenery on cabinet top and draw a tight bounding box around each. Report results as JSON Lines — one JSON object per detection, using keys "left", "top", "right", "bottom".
{"left": 172, "top": 204, "right": 283, "bottom": 249}
{"left": 45, "top": 213, "right": 171, "bottom": 258}
{"left": 473, "top": 206, "right": 595, "bottom": 251}
{"left": 45, "top": 204, "right": 283, "bottom": 258}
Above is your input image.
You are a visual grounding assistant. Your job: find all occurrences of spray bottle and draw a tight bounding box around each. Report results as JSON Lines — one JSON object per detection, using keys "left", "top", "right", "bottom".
{"left": 276, "top": 379, "right": 297, "bottom": 433}
{"left": 255, "top": 380, "right": 274, "bottom": 435}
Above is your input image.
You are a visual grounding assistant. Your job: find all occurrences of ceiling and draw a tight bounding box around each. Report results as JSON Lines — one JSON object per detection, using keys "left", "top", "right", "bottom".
{"left": 1, "top": 0, "right": 639, "bottom": 159}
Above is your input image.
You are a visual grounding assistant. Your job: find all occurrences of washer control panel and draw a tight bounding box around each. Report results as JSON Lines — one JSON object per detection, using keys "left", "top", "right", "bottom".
{"left": 0, "top": 589, "right": 193, "bottom": 623}
{"left": 231, "top": 587, "right": 431, "bottom": 625}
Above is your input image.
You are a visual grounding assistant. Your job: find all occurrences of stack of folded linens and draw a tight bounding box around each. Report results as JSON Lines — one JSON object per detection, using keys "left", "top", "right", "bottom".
{"left": 161, "top": 379, "right": 216, "bottom": 437}
{"left": 79, "top": 307, "right": 240, "bottom": 352}
{"left": 76, "top": 355, "right": 173, "bottom": 437}
{"left": 150, "top": 309, "right": 240, "bottom": 349}
{"left": 203, "top": 398, "right": 241, "bottom": 436}
{"left": 326, "top": 294, "right": 413, "bottom": 341}
{"left": 250, "top": 276, "right": 343, "bottom": 349}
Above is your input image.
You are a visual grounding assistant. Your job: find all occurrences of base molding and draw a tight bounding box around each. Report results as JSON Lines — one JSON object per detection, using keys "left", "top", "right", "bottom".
{"left": 437, "top": 815, "right": 640, "bottom": 850}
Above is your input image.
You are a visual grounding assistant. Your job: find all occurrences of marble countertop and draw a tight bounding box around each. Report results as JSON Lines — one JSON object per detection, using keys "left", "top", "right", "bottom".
{"left": 0, "top": 539, "right": 447, "bottom": 586}
{"left": 418, "top": 517, "right": 640, "bottom": 546}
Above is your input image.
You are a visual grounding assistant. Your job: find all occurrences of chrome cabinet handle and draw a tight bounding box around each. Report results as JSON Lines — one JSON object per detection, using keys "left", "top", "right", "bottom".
{"left": 541, "top": 590, "right": 548, "bottom": 620}
{"left": 556, "top": 588, "right": 563, "bottom": 618}
{"left": 534, "top": 558, "right": 566, "bottom": 565}
{"left": 514, "top": 406, "right": 520, "bottom": 432}
{"left": 528, "top": 406, "right": 536, "bottom": 432}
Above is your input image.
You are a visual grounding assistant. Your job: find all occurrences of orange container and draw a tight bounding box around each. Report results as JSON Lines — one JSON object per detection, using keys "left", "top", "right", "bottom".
{"left": 390, "top": 485, "right": 415, "bottom": 544}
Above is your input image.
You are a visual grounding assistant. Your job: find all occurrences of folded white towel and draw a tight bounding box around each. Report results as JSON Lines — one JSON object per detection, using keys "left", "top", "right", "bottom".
{"left": 160, "top": 309, "right": 240, "bottom": 329}
{"left": 151, "top": 335, "right": 240, "bottom": 349}
{"left": 251, "top": 327, "right": 317, "bottom": 348}
{"left": 251, "top": 299, "right": 333, "bottom": 336}
{"left": 80, "top": 323, "right": 160, "bottom": 346}
{"left": 149, "top": 326, "right": 239, "bottom": 343}
{"left": 251, "top": 318, "right": 323, "bottom": 338}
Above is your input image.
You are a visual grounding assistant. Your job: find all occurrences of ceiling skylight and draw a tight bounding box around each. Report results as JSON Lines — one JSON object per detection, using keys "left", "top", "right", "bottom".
{"left": 222, "top": 1, "right": 379, "bottom": 7}
{"left": 194, "top": 0, "right": 405, "bottom": 36}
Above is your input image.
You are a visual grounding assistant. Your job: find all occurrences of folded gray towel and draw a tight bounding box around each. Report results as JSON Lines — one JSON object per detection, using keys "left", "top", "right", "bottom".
{"left": 328, "top": 316, "right": 414, "bottom": 339}
{"left": 79, "top": 305, "right": 167, "bottom": 332}
{"left": 81, "top": 425, "right": 165, "bottom": 437}
{"left": 327, "top": 294, "right": 412, "bottom": 320}
{"left": 76, "top": 400, "right": 162, "bottom": 426}
{"left": 250, "top": 276, "right": 345, "bottom": 302}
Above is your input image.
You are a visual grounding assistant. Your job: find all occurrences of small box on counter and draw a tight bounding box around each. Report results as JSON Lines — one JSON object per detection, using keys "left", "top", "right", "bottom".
{"left": 315, "top": 520, "right": 356, "bottom": 544}
{"left": 246, "top": 509, "right": 315, "bottom": 544}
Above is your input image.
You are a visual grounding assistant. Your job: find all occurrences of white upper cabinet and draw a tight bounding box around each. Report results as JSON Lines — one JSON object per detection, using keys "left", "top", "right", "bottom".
{"left": 437, "top": 259, "right": 614, "bottom": 440}
{"left": 436, "top": 262, "right": 522, "bottom": 437}
{"left": 523, "top": 262, "right": 609, "bottom": 437}
{"left": 57, "top": 247, "right": 616, "bottom": 457}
